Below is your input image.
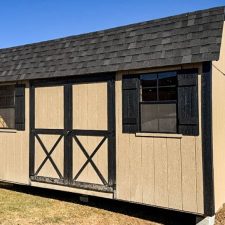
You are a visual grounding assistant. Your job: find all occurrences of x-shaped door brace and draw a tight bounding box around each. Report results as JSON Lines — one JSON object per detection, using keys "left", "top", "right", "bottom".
{"left": 73, "top": 136, "right": 107, "bottom": 186}
{"left": 34, "top": 134, "right": 64, "bottom": 179}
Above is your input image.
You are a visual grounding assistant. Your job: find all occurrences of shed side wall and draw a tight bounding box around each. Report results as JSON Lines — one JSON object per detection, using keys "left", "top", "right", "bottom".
{"left": 0, "top": 82, "right": 29, "bottom": 184}
{"left": 212, "top": 21, "right": 225, "bottom": 213}
{"left": 115, "top": 65, "right": 204, "bottom": 214}
{"left": 0, "top": 67, "right": 205, "bottom": 214}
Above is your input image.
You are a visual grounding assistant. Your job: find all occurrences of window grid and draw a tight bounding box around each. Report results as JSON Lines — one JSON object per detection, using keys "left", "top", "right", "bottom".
{"left": 0, "top": 85, "right": 16, "bottom": 129}
{"left": 139, "top": 72, "right": 178, "bottom": 133}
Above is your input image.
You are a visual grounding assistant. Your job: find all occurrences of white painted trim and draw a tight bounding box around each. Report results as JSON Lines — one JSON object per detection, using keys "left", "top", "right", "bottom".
{"left": 135, "top": 132, "right": 183, "bottom": 138}
{"left": 196, "top": 216, "right": 215, "bottom": 225}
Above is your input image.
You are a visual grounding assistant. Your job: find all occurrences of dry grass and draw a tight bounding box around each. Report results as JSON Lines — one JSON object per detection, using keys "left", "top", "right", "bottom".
{"left": 0, "top": 183, "right": 196, "bottom": 225}
{"left": 215, "top": 205, "right": 225, "bottom": 225}
{"left": 0, "top": 184, "right": 159, "bottom": 225}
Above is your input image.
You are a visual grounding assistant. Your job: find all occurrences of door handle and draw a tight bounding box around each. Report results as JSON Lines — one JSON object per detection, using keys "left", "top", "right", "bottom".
{"left": 65, "top": 130, "right": 72, "bottom": 136}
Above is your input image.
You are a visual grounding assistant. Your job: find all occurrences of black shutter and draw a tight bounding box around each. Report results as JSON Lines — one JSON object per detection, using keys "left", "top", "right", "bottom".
{"left": 15, "top": 84, "right": 25, "bottom": 131}
{"left": 177, "top": 69, "right": 199, "bottom": 136}
{"left": 122, "top": 75, "right": 139, "bottom": 133}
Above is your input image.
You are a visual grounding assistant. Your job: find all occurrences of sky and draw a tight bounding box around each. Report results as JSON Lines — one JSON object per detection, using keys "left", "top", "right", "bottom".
{"left": 0, "top": 0, "right": 225, "bottom": 48}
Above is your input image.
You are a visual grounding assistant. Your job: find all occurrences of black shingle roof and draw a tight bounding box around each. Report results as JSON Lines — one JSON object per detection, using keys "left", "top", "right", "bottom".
{"left": 0, "top": 6, "right": 224, "bottom": 82}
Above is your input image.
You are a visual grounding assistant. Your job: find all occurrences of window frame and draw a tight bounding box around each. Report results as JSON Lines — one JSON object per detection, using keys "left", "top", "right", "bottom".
{"left": 139, "top": 71, "right": 178, "bottom": 134}
{"left": 0, "top": 84, "right": 16, "bottom": 130}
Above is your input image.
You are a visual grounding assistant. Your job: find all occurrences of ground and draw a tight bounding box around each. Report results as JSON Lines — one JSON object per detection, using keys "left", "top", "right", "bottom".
{"left": 0, "top": 183, "right": 223, "bottom": 225}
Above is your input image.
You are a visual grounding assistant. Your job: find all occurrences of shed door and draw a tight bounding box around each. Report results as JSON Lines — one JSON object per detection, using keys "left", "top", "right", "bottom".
{"left": 30, "top": 85, "right": 65, "bottom": 184}
{"left": 30, "top": 75, "right": 115, "bottom": 193}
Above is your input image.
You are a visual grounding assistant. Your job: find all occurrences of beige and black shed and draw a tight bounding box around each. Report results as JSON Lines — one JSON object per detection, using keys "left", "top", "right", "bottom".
{"left": 0, "top": 6, "right": 225, "bottom": 224}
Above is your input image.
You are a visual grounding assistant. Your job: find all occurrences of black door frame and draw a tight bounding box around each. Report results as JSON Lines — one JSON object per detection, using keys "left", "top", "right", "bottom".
{"left": 29, "top": 73, "right": 116, "bottom": 193}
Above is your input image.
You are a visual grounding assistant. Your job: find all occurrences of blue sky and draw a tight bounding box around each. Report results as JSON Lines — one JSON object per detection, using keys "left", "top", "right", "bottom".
{"left": 0, "top": 0, "right": 224, "bottom": 48}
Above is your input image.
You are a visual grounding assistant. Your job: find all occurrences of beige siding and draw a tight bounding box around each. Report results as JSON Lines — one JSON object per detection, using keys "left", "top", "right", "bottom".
{"left": 181, "top": 136, "right": 197, "bottom": 212}
{"left": 35, "top": 134, "right": 64, "bottom": 179}
{"left": 167, "top": 138, "right": 182, "bottom": 210}
{"left": 115, "top": 68, "right": 204, "bottom": 214}
{"left": 73, "top": 82, "right": 107, "bottom": 130}
{"left": 0, "top": 82, "right": 29, "bottom": 184}
{"left": 212, "top": 22, "right": 225, "bottom": 213}
{"left": 0, "top": 67, "right": 205, "bottom": 214}
{"left": 35, "top": 86, "right": 64, "bottom": 129}
{"left": 72, "top": 82, "right": 108, "bottom": 185}
{"left": 34, "top": 86, "right": 64, "bottom": 179}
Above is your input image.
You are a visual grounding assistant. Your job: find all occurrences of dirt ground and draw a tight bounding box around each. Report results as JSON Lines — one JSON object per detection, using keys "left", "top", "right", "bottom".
{"left": 0, "top": 183, "right": 222, "bottom": 225}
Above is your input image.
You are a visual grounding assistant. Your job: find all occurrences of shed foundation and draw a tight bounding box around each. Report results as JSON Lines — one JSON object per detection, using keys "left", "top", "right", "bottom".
{"left": 196, "top": 216, "right": 215, "bottom": 225}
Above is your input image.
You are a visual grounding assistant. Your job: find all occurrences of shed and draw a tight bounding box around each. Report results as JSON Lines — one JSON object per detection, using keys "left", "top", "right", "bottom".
{"left": 0, "top": 6, "right": 225, "bottom": 224}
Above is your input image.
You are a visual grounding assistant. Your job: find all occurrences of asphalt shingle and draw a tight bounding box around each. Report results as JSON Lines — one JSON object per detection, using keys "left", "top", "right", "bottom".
{"left": 0, "top": 6, "right": 224, "bottom": 82}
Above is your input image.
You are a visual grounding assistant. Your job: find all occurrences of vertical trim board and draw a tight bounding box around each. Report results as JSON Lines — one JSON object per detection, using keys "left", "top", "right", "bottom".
{"left": 64, "top": 84, "right": 72, "bottom": 184}
{"left": 201, "top": 61, "right": 215, "bottom": 216}
{"left": 29, "top": 85, "right": 35, "bottom": 176}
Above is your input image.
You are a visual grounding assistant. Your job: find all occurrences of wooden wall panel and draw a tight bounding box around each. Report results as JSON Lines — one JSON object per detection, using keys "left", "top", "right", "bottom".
{"left": 73, "top": 82, "right": 107, "bottom": 130}
{"left": 115, "top": 74, "right": 130, "bottom": 201}
{"left": 115, "top": 69, "right": 204, "bottom": 214}
{"left": 130, "top": 134, "right": 142, "bottom": 203}
{"left": 141, "top": 137, "right": 155, "bottom": 205}
{"left": 167, "top": 138, "right": 182, "bottom": 210}
{"left": 73, "top": 84, "right": 88, "bottom": 130}
{"left": 35, "top": 86, "right": 64, "bottom": 129}
{"left": 94, "top": 138, "right": 108, "bottom": 182}
{"left": 0, "top": 82, "right": 29, "bottom": 184}
{"left": 180, "top": 137, "right": 197, "bottom": 212}
{"left": 73, "top": 136, "right": 88, "bottom": 181}
{"left": 196, "top": 137, "right": 204, "bottom": 213}
{"left": 212, "top": 21, "right": 225, "bottom": 213}
{"left": 116, "top": 133, "right": 130, "bottom": 201}
{"left": 154, "top": 138, "right": 168, "bottom": 208}
{"left": 0, "top": 68, "right": 205, "bottom": 215}
{"left": 72, "top": 136, "right": 108, "bottom": 185}
{"left": 35, "top": 134, "right": 64, "bottom": 179}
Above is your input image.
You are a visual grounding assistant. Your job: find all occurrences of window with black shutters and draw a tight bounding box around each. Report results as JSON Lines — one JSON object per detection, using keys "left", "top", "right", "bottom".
{"left": 140, "top": 72, "right": 177, "bottom": 133}
{"left": 122, "top": 68, "right": 199, "bottom": 136}
{"left": 0, "top": 85, "right": 15, "bottom": 129}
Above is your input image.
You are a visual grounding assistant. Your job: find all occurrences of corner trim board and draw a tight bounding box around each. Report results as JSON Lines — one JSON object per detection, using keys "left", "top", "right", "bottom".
{"left": 201, "top": 61, "right": 215, "bottom": 216}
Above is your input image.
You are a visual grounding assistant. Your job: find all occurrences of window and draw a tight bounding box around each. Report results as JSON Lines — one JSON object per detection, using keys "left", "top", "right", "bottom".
{"left": 0, "top": 85, "right": 15, "bottom": 129}
{"left": 122, "top": 69, "right": 199, "bottom": 136}
{"left": 140, "top": 72, "right": 177, "bottom": 133}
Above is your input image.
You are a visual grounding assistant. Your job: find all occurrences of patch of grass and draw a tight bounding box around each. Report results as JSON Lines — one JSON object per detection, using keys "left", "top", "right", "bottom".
{"left": 0, "top": 185, "right": 157, "bottom": 225}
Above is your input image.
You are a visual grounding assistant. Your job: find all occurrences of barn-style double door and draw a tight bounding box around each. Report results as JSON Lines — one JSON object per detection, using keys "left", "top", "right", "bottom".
{"left": 29, "top": 75, "right": 115, "bottom": 192}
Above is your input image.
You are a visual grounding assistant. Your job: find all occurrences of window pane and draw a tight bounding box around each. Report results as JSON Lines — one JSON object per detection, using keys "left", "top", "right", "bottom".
{"left": 141, "top": 104, "right": 159, "bottom": 132}
{"left": 0, "top": 85, "right": 14, "bottom": 95}
{"left": 158, "top": 72, "right": 176, "bottom": 86}
{"left": 158, "top": 104, "right": 176, "bottom": 133}
{"left": 0, "top": 85, "right": 15, "bottom": 107}
{"left": 141, "top": 103, "right": 177, "bottom": 133}
{"left": 140, "top": 74, "right": 157, "bottom": 87}
{"left": 159, "top": 87, "right": 176, "bottom": 101}
{"left": 0, "top": 96, "right": 15, "bottom": 107}
{"left": 142, "top": 87, "right": 157, "bottom": 101}
{"left": 0, "top": 108, "right": 15, "bottom": 129}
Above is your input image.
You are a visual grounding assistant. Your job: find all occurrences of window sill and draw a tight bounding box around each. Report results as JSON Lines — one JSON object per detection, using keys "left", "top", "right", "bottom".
{"left": 135, "top": 132, "right": 183, "bottom": 138}
{"left": 0, "top": 129, "right": 17, "bottom": 133}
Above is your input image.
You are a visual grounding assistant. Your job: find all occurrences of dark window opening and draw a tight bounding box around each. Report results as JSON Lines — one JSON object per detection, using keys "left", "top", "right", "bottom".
{"left": 140, "top": 72, "right": 177, "bottom": 133}
{"left": 0, "top": 85, "right": 15, "bottom": 129}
